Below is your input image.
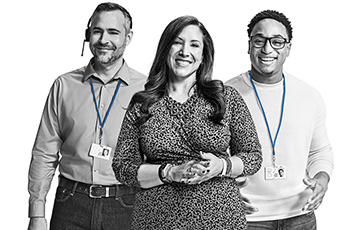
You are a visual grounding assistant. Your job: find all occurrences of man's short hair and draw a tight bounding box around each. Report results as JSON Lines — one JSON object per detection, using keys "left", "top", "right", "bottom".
{"left": 90, "top": 2, "right": 132, "bottom": 33}
{"left": 247, "top": 10, "right": 293, "bottom": 42}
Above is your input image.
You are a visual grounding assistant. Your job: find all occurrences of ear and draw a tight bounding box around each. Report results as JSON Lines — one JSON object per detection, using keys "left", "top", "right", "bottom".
{"left": 247, "top": 40, "right": 251, "bottom": 54}
{"left": 125, "top": 30, "right": 133, "bottom": 46}
{"left": 286, "top": 42, "right": 292, "bottom": 57}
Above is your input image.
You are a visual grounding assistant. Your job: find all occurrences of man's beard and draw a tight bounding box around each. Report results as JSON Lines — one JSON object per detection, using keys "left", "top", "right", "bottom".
{"left": 92, "top": 42, "right": 126, "bottom": 65}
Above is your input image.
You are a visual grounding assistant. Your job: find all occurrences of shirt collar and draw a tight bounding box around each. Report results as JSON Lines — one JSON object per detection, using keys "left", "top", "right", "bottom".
{"left": 82, "top": 58, "right": 132, "bottom": 85}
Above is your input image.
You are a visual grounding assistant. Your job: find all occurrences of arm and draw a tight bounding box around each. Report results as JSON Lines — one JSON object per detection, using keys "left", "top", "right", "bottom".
{"left": 303, "top": 94, "right": 334, "bottom": 211}
{"left": 28, "top": 81, "right": 62, "bottom": 228}
{"left": 185, "top": 87, "right": 262, "bottom": 184}
{"left": 112, "top": 104, "right": 199, "bottom": 188}
{"left": 112, "top": 104, "right": 143, "bottom": 187}
{"left": 228, "top": 86, "right": 262, "bottom": 176}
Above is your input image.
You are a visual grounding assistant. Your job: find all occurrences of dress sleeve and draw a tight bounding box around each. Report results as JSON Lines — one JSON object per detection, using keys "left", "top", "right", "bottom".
{"left": 28, "top": 79, "right": 62, "bottom": 217}
{"left": 226, "top": 86, "right": 262, "bottom": 176}
{"left": 112, "top": 103, "right": 143, "bottom": 187}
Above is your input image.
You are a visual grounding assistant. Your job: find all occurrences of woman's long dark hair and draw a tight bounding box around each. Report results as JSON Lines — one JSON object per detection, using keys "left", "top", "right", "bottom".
{"left": 130, "top": 15, "right": 225, "bottom": 125}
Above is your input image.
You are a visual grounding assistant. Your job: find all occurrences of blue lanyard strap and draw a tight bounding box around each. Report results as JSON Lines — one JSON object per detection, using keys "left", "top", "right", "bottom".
{"left": 249, "top": 71, "right": 286, "bottom": 166}
{"left": 90, "top": 76, "right": 122, "bottom": 139}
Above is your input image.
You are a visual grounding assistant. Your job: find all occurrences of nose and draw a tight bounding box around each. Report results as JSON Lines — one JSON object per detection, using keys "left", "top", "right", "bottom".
{"left": 262, "top": 39, "right": 274, "bottom": 54}
{"left": 99, "top": 31, "right": 110, "bottom": 44}
{"left": 179, "top": 43, "right": 190, "bottom": 57}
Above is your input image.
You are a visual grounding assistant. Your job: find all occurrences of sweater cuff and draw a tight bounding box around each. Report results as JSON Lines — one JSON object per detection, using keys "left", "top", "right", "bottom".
{"left": 308, "top": 161, "right": 333, "bottom": 179}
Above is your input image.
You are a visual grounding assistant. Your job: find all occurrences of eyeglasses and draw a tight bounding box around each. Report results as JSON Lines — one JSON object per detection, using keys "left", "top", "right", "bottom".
{"left": 250, "top": 35, "right": 289, "bottom": 50}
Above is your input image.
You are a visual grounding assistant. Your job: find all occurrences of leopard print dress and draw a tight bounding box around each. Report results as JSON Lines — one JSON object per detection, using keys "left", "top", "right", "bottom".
{"left": 112, "top": 86, "right": 262, "bottom": 230}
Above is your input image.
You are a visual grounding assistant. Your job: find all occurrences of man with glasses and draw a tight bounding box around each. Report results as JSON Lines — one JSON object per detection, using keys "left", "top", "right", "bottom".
{"left": 226, "top": 10, "right": 334, "bottom": 229}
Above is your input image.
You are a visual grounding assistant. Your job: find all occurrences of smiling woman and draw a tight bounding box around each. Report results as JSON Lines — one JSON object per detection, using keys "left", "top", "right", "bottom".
{"left": 111, "top": 15, "right": 262, "bottom": 229}
{"left": 166, "top": 25, "right": 204, "bottom": 89}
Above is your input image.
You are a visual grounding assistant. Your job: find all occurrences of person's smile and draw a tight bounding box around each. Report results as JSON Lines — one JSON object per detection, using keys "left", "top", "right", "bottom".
{"left": 175, "top": 57, "right": 193, "bottom": 67}
{"left": 258, "top": 56, "right": 277, "bottom": 65}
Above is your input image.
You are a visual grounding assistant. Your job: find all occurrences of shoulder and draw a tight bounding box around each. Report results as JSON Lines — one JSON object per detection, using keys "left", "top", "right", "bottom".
{"left": 51, "top": 66, "right": 86, "bottom": 90}
{"left": 224, "top": 85, "right": 240, "bottom": 96}
{"left": 129, "top": 67, "right": 147, "bottom": 80}
{"left": 55, "top": 66, "right": 86, "bottom": 83}
{"left": 126, "top": 64, "right": 147, "bottom": 85}
{"left": 224, "top": 85, "right": 243, "bottom": 100}
{"left": 223, "top": 85, "right": 246, "bottom": 110}
{"left": 127, "top": 101, "right": 142, "bottom": 118}
{"left": 285, "top": 72, "right": 324, "bottom": 100}
{"left": 225, "top": 72, "right": 248, "bottom": 86}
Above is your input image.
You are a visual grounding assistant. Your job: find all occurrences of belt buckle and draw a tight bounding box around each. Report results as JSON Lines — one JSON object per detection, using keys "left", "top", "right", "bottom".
{"left": 89, "top": 185, "right": 103, "bottom": 198}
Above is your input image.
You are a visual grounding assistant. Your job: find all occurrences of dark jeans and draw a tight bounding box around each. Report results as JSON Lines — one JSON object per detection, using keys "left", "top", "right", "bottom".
{"left": 247, "top": 212, "right": 316, "bottom": 230}
{"left": 50, "top": 184, "right": 135, "bottom": 230}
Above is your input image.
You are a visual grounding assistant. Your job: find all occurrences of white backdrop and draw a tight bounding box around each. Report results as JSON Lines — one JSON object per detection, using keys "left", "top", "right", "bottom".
{"left": 1, "top": 0, "right": 358, "bottom": 229}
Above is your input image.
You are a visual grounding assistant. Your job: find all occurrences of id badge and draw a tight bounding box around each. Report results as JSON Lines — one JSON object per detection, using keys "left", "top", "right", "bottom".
{"left": 89, "top": 143, "right": 112, "bottom": 160}
{"left": 265, "top": 165, "right": 286, "bottom": 180}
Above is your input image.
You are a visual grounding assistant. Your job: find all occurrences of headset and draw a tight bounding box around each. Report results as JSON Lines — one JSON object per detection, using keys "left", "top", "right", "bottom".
{"left": 81, "top": 18, "right": 92, "bottom": 56}
{"left": 81, "top": 4, "right": 133, "bottom": 56}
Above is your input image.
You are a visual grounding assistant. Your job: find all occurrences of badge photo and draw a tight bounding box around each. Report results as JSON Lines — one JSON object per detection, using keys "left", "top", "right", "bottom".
{"left": 265, "top": 165, "right": 286, "bottom": 180}
{"left": 89, "top": 143, "right": 112, "bottom": 160}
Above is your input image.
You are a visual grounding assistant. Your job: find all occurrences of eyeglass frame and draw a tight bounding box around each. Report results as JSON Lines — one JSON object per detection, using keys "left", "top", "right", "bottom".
{"left": 249, "top": 35, "right": 290, "bottom": 50}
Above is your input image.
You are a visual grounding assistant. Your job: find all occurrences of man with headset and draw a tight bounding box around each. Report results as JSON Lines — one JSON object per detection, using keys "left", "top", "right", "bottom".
{"left": 27, "top": 2, "right": 146, "bottom": 230}
{"left": 227, "top": 10, "right": 334, "bottom": 229}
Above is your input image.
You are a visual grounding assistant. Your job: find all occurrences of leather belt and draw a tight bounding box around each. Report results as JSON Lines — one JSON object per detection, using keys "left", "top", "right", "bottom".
{"left": 58, "top": 176, "right": 131, "bottom": 199}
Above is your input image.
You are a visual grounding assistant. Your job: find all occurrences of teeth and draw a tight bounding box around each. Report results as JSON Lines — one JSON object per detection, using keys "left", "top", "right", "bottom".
{"left": 176, "top": 60, "right": 191, "bottom": 66}
{"left": 260, "top": 57, "right": 275, "bottom": 62}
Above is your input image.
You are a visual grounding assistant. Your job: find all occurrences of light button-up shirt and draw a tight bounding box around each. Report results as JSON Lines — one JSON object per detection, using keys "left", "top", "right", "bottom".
{"left": 28, "top": 59, "right": 146, "bottom": 217}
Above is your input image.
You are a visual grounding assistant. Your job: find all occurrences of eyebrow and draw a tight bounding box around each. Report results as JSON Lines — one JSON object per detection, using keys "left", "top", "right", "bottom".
{"left": 251, "top": 33, "right": 287, "bottom": 39}
{"left": 93, "top": 27, "right": 121, "bottom": 33}
{"left": 175, "top": 37, "right": 202, "bottom": 43}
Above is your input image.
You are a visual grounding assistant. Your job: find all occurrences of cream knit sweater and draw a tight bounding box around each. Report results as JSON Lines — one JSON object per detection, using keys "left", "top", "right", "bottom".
{"left": 226, "top": 71, "right": 334, "bottom": 221}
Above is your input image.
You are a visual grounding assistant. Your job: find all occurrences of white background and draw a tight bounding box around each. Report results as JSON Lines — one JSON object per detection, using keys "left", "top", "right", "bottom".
{"left": 1, "top": 0, "right": 358, "bottom": 229}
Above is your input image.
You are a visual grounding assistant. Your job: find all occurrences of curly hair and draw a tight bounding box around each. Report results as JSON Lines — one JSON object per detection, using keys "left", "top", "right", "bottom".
{"left": 130, "top": 15, "right": 225, "bottom": 125}
{"left": 247, "top": 10, "right": 293, "bottom": 42}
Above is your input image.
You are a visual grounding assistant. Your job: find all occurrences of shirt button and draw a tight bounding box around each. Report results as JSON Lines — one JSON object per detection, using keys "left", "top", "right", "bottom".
{"left": 100, "top": 104, "right": 105, "bottom": 109}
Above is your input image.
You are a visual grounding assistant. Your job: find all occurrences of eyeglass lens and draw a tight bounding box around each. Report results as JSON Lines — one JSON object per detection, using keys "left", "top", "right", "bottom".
{"left": 252, "top": 36, "right": 286, "bottom": 49}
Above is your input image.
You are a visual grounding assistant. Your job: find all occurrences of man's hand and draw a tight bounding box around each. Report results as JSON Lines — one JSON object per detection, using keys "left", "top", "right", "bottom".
{"left": 302, "top": 171, "right": 330, "bottom": 212}
{"left": 28, "top": 217, "right": 47, "bottom": 230}
{"left": 236, "top": 177, "right": 258, "bottom": 215}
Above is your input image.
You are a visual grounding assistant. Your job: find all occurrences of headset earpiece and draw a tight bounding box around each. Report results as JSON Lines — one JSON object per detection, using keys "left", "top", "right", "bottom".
{"left": 81, "top": 18, "right": 92, "bottom": 56}
{"left": 85, "top": 27, "right": 91, "bottom": 42}
{"left": 85, "top": 17, "right": 92, "bottom": 42}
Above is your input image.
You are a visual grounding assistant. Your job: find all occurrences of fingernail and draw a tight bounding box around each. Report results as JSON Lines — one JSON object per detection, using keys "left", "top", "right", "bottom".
{"left": 202, "top": 169, "right": 210, "bottom": 174}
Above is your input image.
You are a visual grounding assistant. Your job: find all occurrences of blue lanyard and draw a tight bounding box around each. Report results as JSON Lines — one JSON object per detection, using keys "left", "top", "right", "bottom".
{"left": 249, "top": 71, "right": 285, "bottom": 166}
{"left": 90, "top": 76, "right": 122, "bottom": 143}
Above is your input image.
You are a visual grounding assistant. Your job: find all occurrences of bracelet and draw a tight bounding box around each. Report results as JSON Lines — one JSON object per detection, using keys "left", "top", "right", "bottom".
{"left": 220, "top": 158, "right": 227, "bottom": 177}
{"left": 224, "top": 157, "right": 232, "bottom": 176}
{"left": 218, "top": 157, "right": 232, "bottom": 177}
{"left": 158, "top": 163, "right": 172, "bottom": 184}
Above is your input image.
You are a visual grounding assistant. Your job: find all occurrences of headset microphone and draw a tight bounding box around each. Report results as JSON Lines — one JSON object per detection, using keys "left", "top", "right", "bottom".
{"left": 81, "top": 39, "right": 86, "bottom": 57}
